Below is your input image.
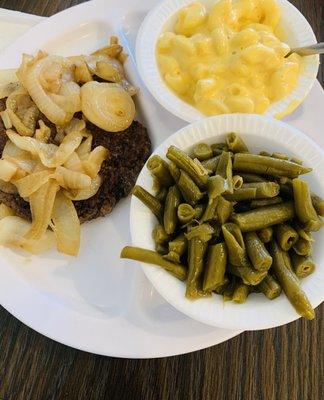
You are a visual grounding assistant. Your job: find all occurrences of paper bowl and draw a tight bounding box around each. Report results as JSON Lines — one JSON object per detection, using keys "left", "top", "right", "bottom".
{"left": 136, "top": 0, "right": 319, "bottom": 123}
{"left": 130, "top": 114, "right": 324, "bottom": 330}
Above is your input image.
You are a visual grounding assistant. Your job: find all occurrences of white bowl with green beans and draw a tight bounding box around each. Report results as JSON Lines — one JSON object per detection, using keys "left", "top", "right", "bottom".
{"left": 124, "top": 114, "right": 324, "bottom": 330}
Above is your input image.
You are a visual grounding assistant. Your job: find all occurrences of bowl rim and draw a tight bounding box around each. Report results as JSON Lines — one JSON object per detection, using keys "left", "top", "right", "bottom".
{"left": 135, "top": 0, "right": 319, "bottom": 123}
{"left": 130, "top": 113, "right": 324, "bottom": 330}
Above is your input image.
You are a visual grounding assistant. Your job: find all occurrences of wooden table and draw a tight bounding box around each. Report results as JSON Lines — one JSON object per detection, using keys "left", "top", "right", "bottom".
{"left": 0, "top": 1, "right": 323, "bottom": 399}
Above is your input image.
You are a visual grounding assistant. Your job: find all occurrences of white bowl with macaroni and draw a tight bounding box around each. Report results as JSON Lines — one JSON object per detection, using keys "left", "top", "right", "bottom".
{"left": 136, "top": 0, "right": 319, "bottom": 122}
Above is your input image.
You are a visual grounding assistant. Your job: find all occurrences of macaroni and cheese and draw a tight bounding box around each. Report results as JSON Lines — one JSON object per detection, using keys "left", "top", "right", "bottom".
{"left": 156, "top": 0, "right": 301, "bottom": 116}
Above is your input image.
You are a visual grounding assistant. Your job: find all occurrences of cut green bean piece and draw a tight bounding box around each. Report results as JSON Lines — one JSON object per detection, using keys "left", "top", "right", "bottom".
{"left": 269, "top": 241, "right": 315, "bottom": 320}
{"left": 240, "top": 173, "right": 267, "bottom": 183}
{"left": 178, "top": 170, "right": 204, "bottom": 205}
{"left": 152, "top": 224, "right": 170, "bottom": 245}
{"left": 133, "top": 185, "right": 163, "bottom": 220}
{"left": 217, "top": 196, "right": 233, "bottom": 224}
{"left": 164, "top": 233, "right": 188, "bottom": 264}
{"left": 292, "top": 179, "right": 323, "bottom": 231}
{"left": 147, "top": 155, "right": 173, "bottom": 187}
{"left": 186, "top": 237, "right": 209, "bottom": 299}
{"left": 168, "top": 161, "right": 181, "bottom": 182}
{"left": 166, "top": 145, "right": 208, "bottom": 188}
{"left": 185, "top": 223, "right": 214, "bottom": 242}
{"left": 292, "top": 222, "right": 314, "bottom": 242}
{"left": 257, "top": 274, "right": 282, "bottom": 300}
{"left": 164, "top": 185, "right": 181, "bottom": 235}
{"left": 272, "top": 152, "right": 289, "bottom": 160}
{"left": 194, "top": 204, "right": 205, "bottom": 220}
{"left": 232, "top": 282, "right": 250, "bottom": 303}
{"left": 232, "top": 175, "right": 243, "bottom": 190}
{"left": 203, "top": 242, "right": 227, "bottom": 291}
{"left": 290, "top": 253, "right": 316, "bottom": 279}
{"left": 202, "top": 156, "right": 220, "bottom": 174}
{"left": 257, "top": 226, "right": 273, "bottom": 243}
{"left": 121, "top": 246, "right": 187, "bottom": 281}
{"left": 193, "top": 143, "right": 213, "bottom": 161}
{"left": 250, "top": 197, "right": 282, "bottom": 208}
{"left": 224, "top": 187, "right": 257, "bottom": 201}
{"left": 244, "top": 231, "right": 272, "bottom": 271}
{"left": 290, "top": 157, "right": 303, "bottom": 165}
{"left": 216, "top": 151, "right": 233, "bottom": 194}
{"left": 156, "top": 186, "right": 168, "bottom": 202}
{"left": 214, "top": 276, "right": 230, "bottom": 294}
{"left": 242, "top": 182, "right": 280, "bottom": 198}
{"left": 231, "top": 202, "right": 295, "bottom": 232}
{"left": 275, "top": 223, "right": 299, "bottom": 251}
{"left": 200, "top": 197, "right": 218, "bottom": 223}
{"left": 311, "top": 193, "right": 324, "bottom": 217}
{"left": 233, "top": 153, "right": 312, "bottom": 178}
{"left": 292, "top": 238, "right": 312, "bottom": 256}
{"left": 259, "top": 151, "right": 271, "bottom": 156}
{"left": 211, "top": 143, "right": 228, "bottom": 155}
{"left": 177, "top": 203, "right": 195, "bottom": 224}
{"left": 227, "top": 263, "right": 267, "bottom": 285}
{"left": 226, "top": 133, "right": 249, "bottom": 153}
{"left": 222, "top": 223, "right": 249, "bottom": 267}
{"left": 156, "top": 243, "right": 168, "bottom": 255}
{"left": 208, "top": 175, "right": 226, "bottom": 199}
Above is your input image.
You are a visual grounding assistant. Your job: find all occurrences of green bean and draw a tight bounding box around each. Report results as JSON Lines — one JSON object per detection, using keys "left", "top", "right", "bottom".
{"left": 163, "top": 185, "right": 181, "bottom": 235}
{"left": 200, "top": 197, "right": 218, "bottom": 223}
{"left": 242, "top": 182, "right": 280, "bottom": 198}
{"left": 133, "top": 185, "right": 163, "bottom": 220}
{"left": 250, "top": 197, "right": 282, "bottom": 208}
{"left": 156, "top": 186, "right": 168, "bottom": 202}
{"left": 226, "top": 132, "right": 249, "bottom": 153}
{"left": 185, "top": 223, "right": 214, "bottom": 242}
{"left": 164, "top": 233, "right": 188, "bottom": 264}
{"left": 271, "top": 152, "right": 289, "bottom": 160}
{"left": 216, "top": 151, "right": 233, "bottom": 194}
{"left": 244, "top": 231, "right": 272, "bottom": 271}
{"left": 152, "top": 224, "right": 170, "bottom": 245}
{"left": 166, "top": 145, "right": 208, "bottom": 188}
{"left": 292, "top": 179, "right": 322, "bottom": 231}
{"left": 240, "top": 173, "right": 267, "bottom": 183}
{"left": 217, "top": 196, "right": 233, "bottom": 224}
{"left": 222, "top": 223, "right": 249, "bottom": 267}
{"left": 292, "top": 222, "right": 314, "bottom": 242}
{"left": 156, "top": 243, "right": 168, "bottom": 255}
{"left": 259, "top": 151, "right": 271, "bottom": 156}
{"left": 292, "top": 238, "right": 312, "bottom": 256}
{"left": 201, "top": 156, "right": 220, "bottom": 174}
{"left": 177, "top": 170, "right": 204, "bottom": 205}
{"left": 177, "top": 203, "right": 195, "bottom": 224}
{"left": 211, "top": 142, "right": 228, "bottom": 155}
{"left": 290, "top": 253, "right": 316, "bottom": 279}
{"left": 290, "top": 157, "right": 303, "bottom": 165}
{"left": 203, "top": 242, "right": 227, "bottom": 291}
{"left": 207, "top": 175, "right": 226, "bottom": 199}
{"left": 152, "top": 177, "right": 161, "bottom": 192}
{"left": 186, "top": 237, "right": 209, "bottom": 299}
{"left": 232, "top": 175, "right": 243, "bottom": 190}
{"left": 232, "top": 282, "right": 250, "bottom": 303}
{"left": 233, "top": 153, "right": 312, "bottom": 178}
{"left": 214, "top": 276, "right": 230, "bottom": 294}
{"left": 269, "top": 241, "right": 314, "bottom": 320}
{"left": 147, "top": 155, "right": 173, "bottom": 187}
{"left": 311, "top": 193, "right": 324, "bottom": 217}
{"left": 168, "top": 161, "right": 181, "bottom": 182}
{"left": 257, "top": 226, "right": 273, "bottom": 243}
{"left": 227, "top": 263, "right": 267, "bottom": 285}
{"left": 223, "top": 282, "right": 235, "bottom": 301}
{"left": 231, "top": 202, "right": 295, "bottom": 232}
{"left": 194, "top": 204, "right": 205, "bottom": 220}
{"left": 193, "top": 143, "right": 213, "bottom": 161}
{"left": 121, "top": 246, "right": 187, "bottom": 281}
{"left": 257, "top": 274, "right": 282, "bottom": 300}
{"left": 224, "top": 187, "right": 257, "bottom": 201}
{"left": 274, "top": 223, "right": 299, "bottom": 251}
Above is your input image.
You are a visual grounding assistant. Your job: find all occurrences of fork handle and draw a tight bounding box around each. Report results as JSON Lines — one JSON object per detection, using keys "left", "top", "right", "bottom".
{"left": 289, "top": 42, "right": 324, "bottom": 57}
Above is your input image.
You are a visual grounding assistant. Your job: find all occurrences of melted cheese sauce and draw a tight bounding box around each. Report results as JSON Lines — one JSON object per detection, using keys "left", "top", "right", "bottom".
{"left": 156, "top": 0, "right": 302, "bottom": 116}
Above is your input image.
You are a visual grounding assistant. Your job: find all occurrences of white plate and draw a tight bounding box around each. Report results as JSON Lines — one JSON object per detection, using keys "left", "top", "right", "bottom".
{"left": 0, "top": 0, "right": 241, "bottom": 358}
{"left": 131, "top": 114, "right": 324, "bottom": 331}
{"left": 0, "top": 0, "right": 322, "bottom": 357}
{"left": 136, "top": 0, "right": 319, "bottom": 123}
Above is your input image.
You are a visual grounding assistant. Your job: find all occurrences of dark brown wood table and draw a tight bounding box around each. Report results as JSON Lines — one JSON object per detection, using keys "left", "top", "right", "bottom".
{"left": 0, "top": 1, "right": 323, "bottom": 399}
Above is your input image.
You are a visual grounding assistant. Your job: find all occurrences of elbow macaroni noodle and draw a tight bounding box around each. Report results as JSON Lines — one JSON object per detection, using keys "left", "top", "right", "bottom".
{"left": 156, "top": 0, "right": 301, "bottom": 116}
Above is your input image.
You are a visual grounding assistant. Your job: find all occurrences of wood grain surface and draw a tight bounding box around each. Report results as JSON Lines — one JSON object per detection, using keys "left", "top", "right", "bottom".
{"left": 0, "top": 1, "right": 323, "bottom": 399}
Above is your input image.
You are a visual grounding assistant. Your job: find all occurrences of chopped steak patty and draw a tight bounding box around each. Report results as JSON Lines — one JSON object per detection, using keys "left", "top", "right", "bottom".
{"left": 0, "top": 99, "right": 151, "bottom": 223}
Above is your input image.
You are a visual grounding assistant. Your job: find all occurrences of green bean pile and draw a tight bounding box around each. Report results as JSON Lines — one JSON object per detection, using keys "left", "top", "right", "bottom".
{"left": 121, "top": 133, "right": 324, "bottom": 319}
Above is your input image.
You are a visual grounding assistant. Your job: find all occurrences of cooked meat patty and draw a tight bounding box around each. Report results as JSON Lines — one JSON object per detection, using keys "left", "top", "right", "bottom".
{"left": 0, "top": 99, "right": 151, "bottom": 223}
